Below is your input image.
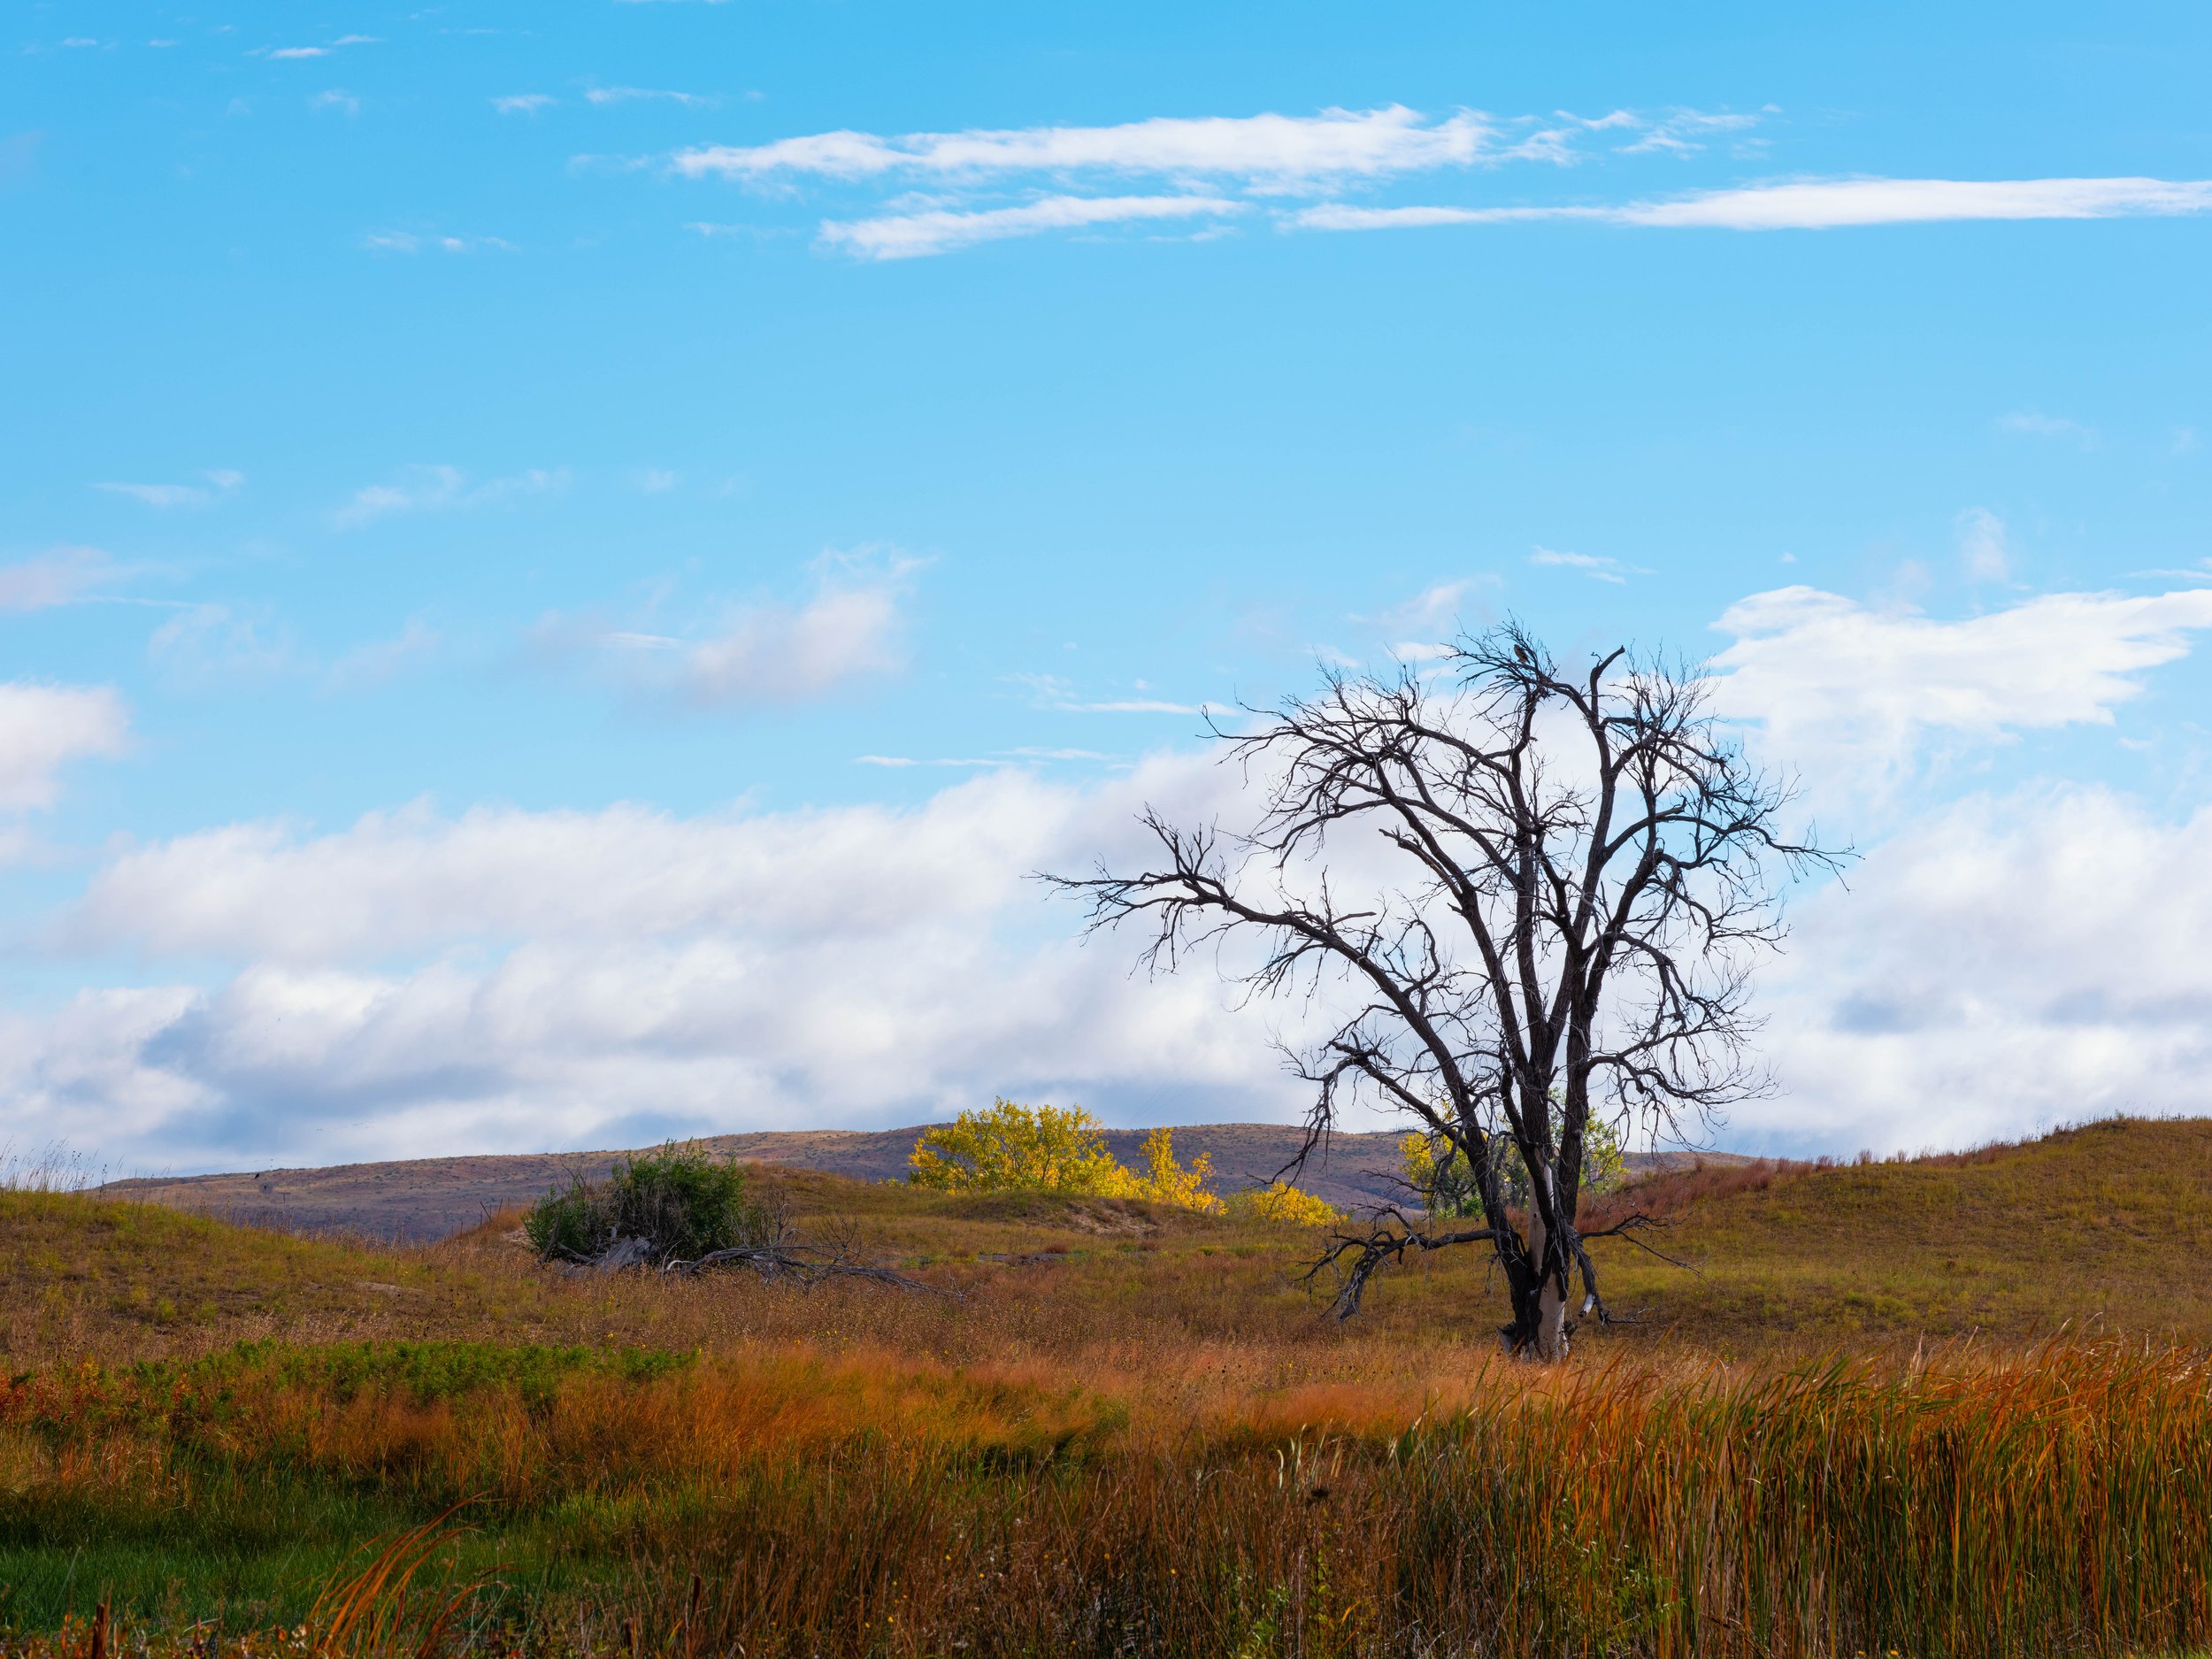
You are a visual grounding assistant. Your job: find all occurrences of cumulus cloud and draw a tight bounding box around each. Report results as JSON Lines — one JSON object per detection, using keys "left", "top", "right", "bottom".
{"left": 24, "top": 569, "right": 2212, "bottom": 1171}
{"left": 1762, "top": 787, "right": 2212, "bottom": 1155}
{"left": 1709, "top": 584, "right": 2212, "bottom": 794}
{"left": 30, "top": 758, "right": 1311, "bottom": 1168}
{"left": 0, "top": 682, "right": 129, "bottom": 811}
{"left": 1291, "top": 175, "right": 2212, "bottom": 234}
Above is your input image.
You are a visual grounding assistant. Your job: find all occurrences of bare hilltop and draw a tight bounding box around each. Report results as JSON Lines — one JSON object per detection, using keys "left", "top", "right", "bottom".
{"left": 101, "top": 1123, "right": 1740, "bottom": 1241}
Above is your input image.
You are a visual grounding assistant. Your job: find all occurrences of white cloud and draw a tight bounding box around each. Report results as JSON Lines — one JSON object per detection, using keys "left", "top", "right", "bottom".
{"left": 675, "top": 106, "right": 1498, "bottom": 188}
{"left": 1998, "top": 409, "right": 2098, "bottom": 446}
{"left": 0, "top": 547, "right": 113, "bottom": 611}
{"left": 149, "top": 604, "right": 296, "bottom": 687}
{"left": 820, "top": 194, "right": 1243, "bottom": 260}
{"left": 1615, "top": 108, "right": 1766, "bottom": 157}
{"left": 0, "top": 682, "right": 129, "bottom": 810}
{"left": 25, "top": 586, "right": 2212, "bottom": 1169}
{"left": 1955, "top": 507, "right": 2009, "bottom": 580}
{"left": 1291, "top": 175, "right": 2212, "bottom": 234}
{"left": 30, "top": 758, "right": 1313, "bottom": 1167}
{"left": 363, "top": 231, "right": 515, "bottom": 255}
{"left": 587, "top": 86, "right": 710, "bottom": 107}
{"left": 326, "top": 618, "right": 439, "bottom": 690}
{"left": 1709, "top": 584, "right": 2212, "bottom": 794}
{"left": 1007, "top": 672, "right": 1215, "bottom": 715}
{"left": 1760, "top": 787, "right": 2212, "bottom": 1154}
{"left": 543, "top": 555, "right": 917, "bottom": 708}
{"left": 634, "top": 467, "right": 679, "bottom": 493}
{"left": 260, "top": 35, "right": 374, "bottom": 60}
{"left": 493, "top": 94, "right": 556, "bottom": 115}
{"left": 95, "top": 470, "right": 242, "bottom": 510}
{"left": 678, "top": 580, "right": 904, "bottom": 703}
{"left": 663, "top": 104, "right": 1785, "bottom": 259}
{"left": 311, "top": 89, "right": 360, "bottom": 115}
{"left": 1530, "top": 545, "right": 1646, "bottom": 584}
{"left": 334, "top": 465, "right": 560, "bottom": 527}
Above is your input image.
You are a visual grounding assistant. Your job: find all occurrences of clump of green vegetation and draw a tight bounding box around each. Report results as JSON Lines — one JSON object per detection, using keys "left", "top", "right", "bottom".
{"left": 524, "top": 1143, "right": 765, "bottom": 1265}
{"left": 1402, "top": 1115, "right": 1626, "bottom": 1217}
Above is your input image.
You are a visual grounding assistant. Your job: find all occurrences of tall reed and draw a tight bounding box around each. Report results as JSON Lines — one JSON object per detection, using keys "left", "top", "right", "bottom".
{"left": 6, "top": 1338, "right": 2208, "bottom": 1656}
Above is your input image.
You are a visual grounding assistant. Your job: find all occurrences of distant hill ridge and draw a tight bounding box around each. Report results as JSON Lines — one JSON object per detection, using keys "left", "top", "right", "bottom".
{"left": 102, "top": 1124, "right": 1742, "bottom": 1242}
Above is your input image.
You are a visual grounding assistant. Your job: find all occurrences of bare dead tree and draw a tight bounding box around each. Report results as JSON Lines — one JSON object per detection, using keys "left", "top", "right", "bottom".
{"left": 1047, "top": 623, "right": 1839, "bottom": 1360}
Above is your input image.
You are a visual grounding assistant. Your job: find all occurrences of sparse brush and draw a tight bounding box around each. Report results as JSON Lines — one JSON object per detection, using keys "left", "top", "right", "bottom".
{"left": 522, "top": 1144, "right": 764, "bottom": 1266}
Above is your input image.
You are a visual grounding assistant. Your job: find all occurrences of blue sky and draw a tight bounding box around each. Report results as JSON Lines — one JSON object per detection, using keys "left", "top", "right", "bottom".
{"left": 5, "top": 1, "right": 2212, "bottom": 1174}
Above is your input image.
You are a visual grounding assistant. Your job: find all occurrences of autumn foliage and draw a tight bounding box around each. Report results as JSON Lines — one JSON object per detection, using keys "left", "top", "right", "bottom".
{"left": 908, "top": 1100, "right": 1336, "bottom": 1220}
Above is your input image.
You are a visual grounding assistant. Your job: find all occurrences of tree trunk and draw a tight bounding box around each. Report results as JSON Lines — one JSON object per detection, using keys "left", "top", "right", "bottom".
{"left": 1521, "top": 1202, "right": 1571, "bottom": 1361}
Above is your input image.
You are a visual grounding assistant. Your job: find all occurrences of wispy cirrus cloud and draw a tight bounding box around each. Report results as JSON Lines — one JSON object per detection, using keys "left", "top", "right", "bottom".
{"left": 258, "top": 35, "right": 377, "bottom": 60}
{"left": 666, "top": 103, "right": 1776, "bottom": 258}
{"left": 334, "top": 465, "right": 564, "bottom": 529}
{"left": 1529, "top": 546, "right": 1649, "bottom": 584}
{"left": 0, "top": 547, "right": 118, "bottom": 611}
{"left": 674, "top": 106, "right": 1505, "bottom": 188}
{"left": 363, "top": 230, "right": 515, "bottom": 255}
{"left": 95, "top": 470, "right": 242, "bottom": 510}
{"left": 1292, "top": 175, "right": 2212, "bottom": 234}
{"left": 1998, "top": 409, "right": 2098, "bottom": 447}
{"left": 537, "top": 551, "right": 922, "bottom": 710}
{"left": 822, "top": 194, "right": 1245, "bottom": 260}
{"left": 588, "top": 86, "right": 711, "bottom": 108}
{"left": 493, "top": 94, "right": 556, "bottom": 115}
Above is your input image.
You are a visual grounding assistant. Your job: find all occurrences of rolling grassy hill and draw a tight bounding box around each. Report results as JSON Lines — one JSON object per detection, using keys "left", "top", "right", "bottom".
{"left": 13, "top": 1115, "right": 2212, "bottom": 1369}
{"left": 8, "top": 1117, "right": 2212, "bottom": 1655}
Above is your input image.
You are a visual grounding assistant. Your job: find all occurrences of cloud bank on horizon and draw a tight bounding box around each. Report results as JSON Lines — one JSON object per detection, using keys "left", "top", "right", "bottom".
{"left": 12, "top": 578, "right": 2212, "bottom": 1172}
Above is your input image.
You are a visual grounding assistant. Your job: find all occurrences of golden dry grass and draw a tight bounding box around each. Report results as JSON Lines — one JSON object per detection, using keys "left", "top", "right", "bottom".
{"left": 8, "top": 1118, "right": 2212, "bottom": 1656}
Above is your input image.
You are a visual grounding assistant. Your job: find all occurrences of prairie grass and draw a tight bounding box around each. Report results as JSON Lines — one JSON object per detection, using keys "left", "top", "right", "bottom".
{"left": 7, "top": 1118, "right": 2212, "bottom": 1655}
{"left": 4, "top": 1336, "right": 2208, "bottom": 1655}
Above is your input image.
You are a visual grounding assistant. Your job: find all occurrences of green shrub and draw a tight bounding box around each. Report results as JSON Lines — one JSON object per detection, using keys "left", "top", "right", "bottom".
{"left": 524, "top": 1143, "right": 766, "bottom": 1265}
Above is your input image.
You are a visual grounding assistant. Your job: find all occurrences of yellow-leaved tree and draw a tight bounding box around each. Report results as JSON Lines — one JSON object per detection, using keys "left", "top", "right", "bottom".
{"left": 908, "top": 1103, "right": 1233, "bottom": 1213}
{"left": 1223, "top": 1181, "right": 1341, "bottom": 1226}
{"left": 1134, "top": 1125, "right": 1222, "bottom": 1214}
{"left": 908, "top": 1098, "right": 1132, "bottom": 1194}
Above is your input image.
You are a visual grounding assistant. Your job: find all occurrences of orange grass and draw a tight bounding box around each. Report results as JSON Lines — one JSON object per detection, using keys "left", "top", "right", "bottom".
{"left": 12, "top": 1119, "right": 2212, "bottom": 1655}
{"left": 7, "top": 1335, "right": 2212, "bottom": 1656}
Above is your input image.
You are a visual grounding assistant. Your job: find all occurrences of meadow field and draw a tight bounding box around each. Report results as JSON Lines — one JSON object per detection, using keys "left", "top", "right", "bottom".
{"left": 5, "top": 1117, "right": 2212, "bottom": 1657}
